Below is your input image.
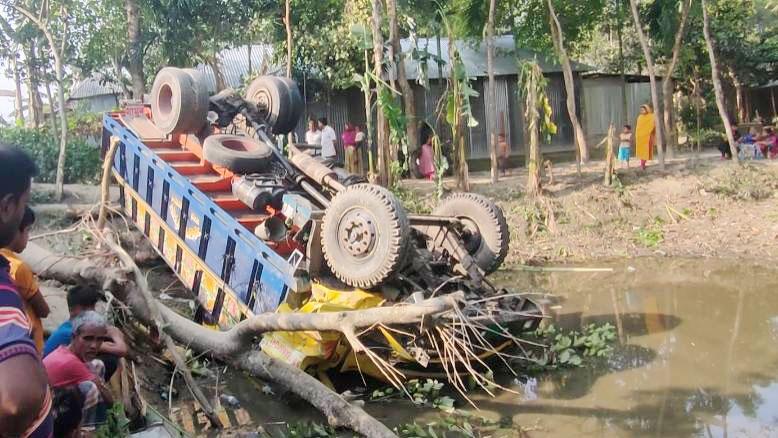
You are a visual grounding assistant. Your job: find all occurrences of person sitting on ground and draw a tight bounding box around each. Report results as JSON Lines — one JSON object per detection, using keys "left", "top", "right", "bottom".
{"left": 44, "top": 310, "right": 114, "bottom": 430}
{"left": 738, "top": 127, "right": 758, "bottom": 159}
{"left": 718, "top": 124, "right": 740, "bottom": 160}
{"left": 417, "top": 134, "right": 436, "bottom": 180}
{"left": 51, "top": 386, "right": 84, "bottom": 438}
{"left": 756, "top": 126, "right": 778, "bottom": 159}
{"left": 0, "top": 144, "right": 52, "bottom": 438}
{"left": 497, "top": 133, "right": 511, "bottom": 176}
{"left": 44, "top": 284, "right": 128, "bottom": 381}
{"left": 618, "top": 125, "right": 632, "bottom": 169}
{"left": 1, "top": 207, "right": 50, "bottom": 354}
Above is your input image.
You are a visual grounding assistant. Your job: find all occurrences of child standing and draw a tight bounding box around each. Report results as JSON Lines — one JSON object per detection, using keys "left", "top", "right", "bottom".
{"left": 0, "top": 207, "right": 50, "bottom": 353}
{"left": 618, "top": 125, "right": 632, "bottom": 168}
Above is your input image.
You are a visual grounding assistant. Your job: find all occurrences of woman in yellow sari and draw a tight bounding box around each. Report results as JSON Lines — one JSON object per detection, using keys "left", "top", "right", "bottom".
{"left": 635, "top": 104, "right": 656, "bottom": 170}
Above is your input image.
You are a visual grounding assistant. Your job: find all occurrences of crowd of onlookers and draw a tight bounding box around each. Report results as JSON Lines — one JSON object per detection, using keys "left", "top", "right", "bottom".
{"left": 718, "top": 124, "right": 778, "bottom": 160}
{"left": 303, "top": 117, "right": 366, "bottom": 175}
{"left": 0, "top": 145, "right": 127, "bottom": 437}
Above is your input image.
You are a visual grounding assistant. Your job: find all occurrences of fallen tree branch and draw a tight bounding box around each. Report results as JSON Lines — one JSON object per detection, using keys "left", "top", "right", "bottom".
{"left": 98, "top": 137, "right": 121, "bottom": 229}
{"left": 22, "top": 242, "right": 403, "bottom": 437}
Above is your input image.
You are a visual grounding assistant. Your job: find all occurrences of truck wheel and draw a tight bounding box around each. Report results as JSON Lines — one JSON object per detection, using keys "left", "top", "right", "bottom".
{"left": 322, "top": 184, "right": 410, "bottom": 289}
{"left": 432, "top": 192, "right": 509, "bottom": 274}
{"left": 203, "top": 134, "right": 273, "bottom": 173}
{"left": 181, "top": 68, "right": 210, "bottom": 122}
{"left": 151, "top": 67, "right": 208, "bottom": 135}
{"left": 245, "top": 76, "right": 303, "bottom": 135}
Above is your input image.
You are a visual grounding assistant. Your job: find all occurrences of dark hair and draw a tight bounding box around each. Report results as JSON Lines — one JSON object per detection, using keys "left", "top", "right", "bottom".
{"left": 66, "top": 283, "right": 104, "bottom": 311}
{"left": 624, "top": 124, "right": 632, "bottom": 130}
{"left": 0, "top": 144, "right": 38, "bottom": 200}
{"left": 318, "top": 117, "right": 328, "bottom": 126}
{"left": 19, "top": 207, "right": 35, "bottom": 231}
{"left": 52, "top": 386, "right": 84, "bottom": 437}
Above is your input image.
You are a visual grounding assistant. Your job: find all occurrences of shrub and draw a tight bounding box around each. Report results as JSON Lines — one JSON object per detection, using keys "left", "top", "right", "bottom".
{"left": 0, "top": 126, "right": 102, "bottom": 184}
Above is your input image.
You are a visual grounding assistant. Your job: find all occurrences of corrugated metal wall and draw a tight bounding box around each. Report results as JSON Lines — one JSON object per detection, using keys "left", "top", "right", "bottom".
{"left": 484, "top": 77, "right": 514, "bottom": 156}
{"left": 582, "top": 77, "right": 652, "bottom": 137}
{"left": 292, "top": 88, "right": 365, "bottom": 161}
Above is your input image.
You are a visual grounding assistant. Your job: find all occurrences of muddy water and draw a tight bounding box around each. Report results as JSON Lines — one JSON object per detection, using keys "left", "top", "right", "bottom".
{"left": 188, "top": 258, "right": 778, "bottom": 437}
{"left": 379, "top": 258, "right": 778, "bottom": 437}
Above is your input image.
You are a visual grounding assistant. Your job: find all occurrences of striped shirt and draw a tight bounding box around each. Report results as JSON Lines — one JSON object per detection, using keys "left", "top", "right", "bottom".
{"left": 0, "top": 255, "right": 52, "bottom": 437}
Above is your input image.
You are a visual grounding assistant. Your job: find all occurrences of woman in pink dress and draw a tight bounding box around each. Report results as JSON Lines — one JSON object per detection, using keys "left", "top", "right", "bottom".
{"left": 417, "top": 134, "right": 436, "bottom": 180}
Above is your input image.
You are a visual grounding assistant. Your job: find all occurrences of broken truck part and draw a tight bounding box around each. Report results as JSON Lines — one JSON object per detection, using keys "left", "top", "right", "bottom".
{"left": 102, "top": 67, "right": 542, "bottom": 383}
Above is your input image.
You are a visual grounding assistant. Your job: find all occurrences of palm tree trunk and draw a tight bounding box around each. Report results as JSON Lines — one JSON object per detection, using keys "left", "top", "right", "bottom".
{"left": 125, "top": 0, "right": 145, "bottom": 100}
{"left": 547, "top": 0, "right": 589, "bottom": 162}
{"left": 628, "top": 0, "right": 666, "bottom": 169}
{"left": 487, "top": 0, "right": 499, "bottom": 183}
{"left": 701, "top": 0, "right": 738, "bottom": 161}
{"left": 662, "top": 0, "right": 691, "bottom": 157}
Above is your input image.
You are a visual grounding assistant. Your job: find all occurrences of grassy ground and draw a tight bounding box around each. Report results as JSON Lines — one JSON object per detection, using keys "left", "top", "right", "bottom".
{"left": 400, "top": 152, "right": 778, "bottom": 265}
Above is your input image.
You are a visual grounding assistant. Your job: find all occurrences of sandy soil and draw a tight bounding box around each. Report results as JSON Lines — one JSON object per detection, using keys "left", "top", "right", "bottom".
{"left": 401, "top": 152, "right": 778, "bottom": 265}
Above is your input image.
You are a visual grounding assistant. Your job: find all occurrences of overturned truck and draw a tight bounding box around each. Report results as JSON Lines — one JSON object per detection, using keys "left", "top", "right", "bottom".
{"left": 102, "top": 67, "right": 541, "bottom": 383}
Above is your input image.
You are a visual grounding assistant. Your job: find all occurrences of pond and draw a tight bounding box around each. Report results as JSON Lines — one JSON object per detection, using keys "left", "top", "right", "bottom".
{"left": 369, "top": 258, "right": 778, "bottom": 437}
{"left": 174, "top": 258, "right": 778, "bottom": 437}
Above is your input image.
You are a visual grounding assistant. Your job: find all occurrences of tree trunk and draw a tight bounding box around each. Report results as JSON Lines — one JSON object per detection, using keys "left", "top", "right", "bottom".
{"left": 701, "top": 0, "right": 738, "bottom": 161}
{"left": 693, "top": 71, "right": 703, "bottom": 155}
{"left": 371, "top": 0, "right": 389, "bottom": 186}
{"left": 617, "top": 3, "right": 628, "bottom": 124}
{"left": 22, "top": 242, "right": 468, "bottom": 438}
{"left": 247, "top": 44, "right": 253, "bottom": 76}
{"left": 628, "top": 0, "right": 666, "bottom": 169}
{"left": 732, "top": 75, "right": 747, "bottom": 123}
{"left": 44, "top": 79, "right": 58, "bottom": 141}
{"left": 284, "top": 0, "right": 292, "bottom": 78}
{"left": 363, "top": 50, "right": 376, "bottom": 180}
{"left": 486, "top": 0, "right": 499, "bottom": 183}
{"left": 386, "top": 0, "right": 417, "bottom": 171}
{"left": 14, "top": 6, "right": 70, "bottom": 200}
{"left": 208, "top": 56, "right": 228, "bottom": 92}
{"left": 661, "top": 0, "right": 691, "bottom": 157}
{"left": 12, "top": 56, "right": 24, "bottom": 126}
{"left": 547, "top": 0, "right": 589, "bottom": 162}
{"left": 125, "top": 0, "right": 145, "bottom": 100}
{"left": 25, "top": 43, "right": 43, "bottom": 128}
{"left": 449, "top": 45, "right": 469, "bottom": 192}
{"left": 603, "top": 124, "right": 615, "bottom": 186}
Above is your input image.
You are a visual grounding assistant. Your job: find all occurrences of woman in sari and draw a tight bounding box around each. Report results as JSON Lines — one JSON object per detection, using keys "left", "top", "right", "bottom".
{"left": 635, "top": 104, "right": 656, "bottom": 170}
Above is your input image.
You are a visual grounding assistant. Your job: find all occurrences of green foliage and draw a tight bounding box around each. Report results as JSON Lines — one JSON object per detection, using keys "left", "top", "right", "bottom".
{"left": 371, "top": 379, "right": 455, "bottom": 413}
{"left": 280, "top": 422, "right": 337, "bottom": 437}
{"left": 96, "top": 404, "right": 131, "bottom": 438}
{"left": 391, "top": 185, "right": 432, "bottom": 214}
{"left": 523, "top": 323, "right": 617, "bottom": 372}
{"left": 0, "top": 127, "right": 102, "bottom": 185}
{"left": 518, "top": 60, "right": 557, "bottom": 143}
{"left": 634, "top": 220, "right": 665, "bottom": 248}
{"left": 431, "top": 134, "right": 449, "bottom": 200}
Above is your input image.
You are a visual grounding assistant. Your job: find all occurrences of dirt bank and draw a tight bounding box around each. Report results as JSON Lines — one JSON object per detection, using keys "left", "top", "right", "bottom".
{"left": 402, "top": 152, "right": 778, "bottom": 264}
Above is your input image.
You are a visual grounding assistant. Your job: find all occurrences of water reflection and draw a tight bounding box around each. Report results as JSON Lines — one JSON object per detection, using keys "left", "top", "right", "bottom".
{"left": 479, "top": 259, "right": 778, "bottom": 437}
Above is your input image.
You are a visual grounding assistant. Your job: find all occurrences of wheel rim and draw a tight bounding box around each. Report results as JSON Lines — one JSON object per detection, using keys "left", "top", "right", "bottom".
{"left": 338, "top": 208, "right": 378, "bottom": 258}
{"left": 458, "top": 217, "right": 483, "bottom": 255}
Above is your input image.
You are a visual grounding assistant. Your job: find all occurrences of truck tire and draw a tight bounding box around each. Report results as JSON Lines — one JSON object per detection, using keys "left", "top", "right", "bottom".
{"left": 432, "top": 192, "right": 509, "bottom": 274}
{"left": 151, "top": 67, "right": 208, "bottom": 135}
{"left": 245, "top": 76, "right": 303, "bottom": 135}
{"left": 203, "top": 134, "right": 273, "bottom": 174}
{"left": 181, "top": 68, "right": 210, "bottom": 121}
{"left": 322, "top": 184, "right": 410, "bottom": 289}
